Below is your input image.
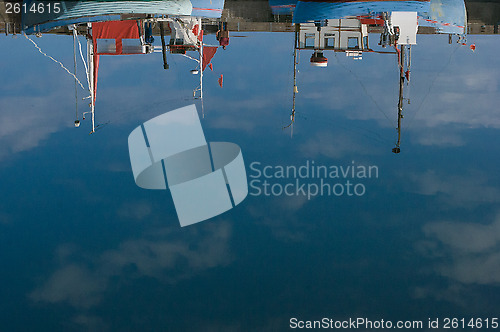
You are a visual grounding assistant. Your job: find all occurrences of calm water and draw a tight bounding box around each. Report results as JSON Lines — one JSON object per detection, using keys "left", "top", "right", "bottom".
{"left": 1, "top": 2, "right": 500, "bottom": 331}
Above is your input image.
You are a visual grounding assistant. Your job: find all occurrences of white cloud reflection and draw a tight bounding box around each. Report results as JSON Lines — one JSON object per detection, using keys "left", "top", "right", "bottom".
{"left": 30, "top": 222, "right": 233, "bottom": 310}
{"left": 424, "top": 219, "right": 500, "bottom": 255}
{"left": 421, "top": 215, "right": 500, "bottom": 285}
{"left": 30, "top": 264, "right": 107, "bottom": 308}
{"left": 412, "top": 213, "right": 500, "bottom": 313}
{"left": 117, "top": 201, "right": 153, "bottom": 221}
{"left": 298, "top": 131, "right": 380, "bottom": 158}
{"left": 0, "top": 95, "right": 71, "bottom": 160}
{"left": 407, "top": 170, "right": 500, "bottom": 208}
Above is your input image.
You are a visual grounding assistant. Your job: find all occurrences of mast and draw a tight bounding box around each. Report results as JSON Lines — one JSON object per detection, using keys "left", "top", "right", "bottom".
{"left": 73, "top": 27, "right": 80, "bottom": 127}
{"left": 87, "top": 23, "right": 96, "bottom": 134}
{"left": 199, "top": 37, "right": 203, "bottom": 101}
{"left": 199, "top": 24, "right": 204, "bottom": 117}
{"left": 284, "top": 24, "right": 299, "bottom": 133}
{"left": 291, "top": 45, "right": 297, "bottom": 135}
{"left": 293, "top": 26, "right": 298, "bottom": 115}
{"left": 393, "top": 44, "right": 410, "bottom": 154}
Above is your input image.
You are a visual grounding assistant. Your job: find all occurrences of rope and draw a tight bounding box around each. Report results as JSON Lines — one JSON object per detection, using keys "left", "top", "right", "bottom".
{"left": 405, "top": 44, "right": 460, "bottom": 130}
{"left": 23, "top": 32, "right": 87, "bottom": 91}
{"left": 73, "top": 28, "right": 79, "bottom": 120}
{"left": 333, "top": 52, "right": 394, "bottom": 127}
{"left": 297, "top": 110, "right": 391, "bottom": 146}
{"left": 75, "top": 29, "right": 91, "bottom": 92}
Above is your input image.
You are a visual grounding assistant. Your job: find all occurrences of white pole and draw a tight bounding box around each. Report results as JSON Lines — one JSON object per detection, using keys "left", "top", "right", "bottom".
{"left": 87, "top": 23, "right": 95, "bottom": 133}
{"left": 199, "top": 47, "right": 203, "bottom": 101}
{"left": 199, "top": 18, "right": 203, "bottom": 102}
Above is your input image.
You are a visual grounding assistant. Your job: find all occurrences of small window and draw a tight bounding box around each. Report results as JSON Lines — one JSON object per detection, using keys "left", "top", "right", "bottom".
{"left": 304, "top": 33, "right": 315, "bottom": 48}
{"left": 324, "top": 37, "right": 335, "bottom": 49}
{"left": 122, "top": 39, "right": 143, "bottom": 54}
{"left": 347, "top": 37, "right": 359, "bottom": 49}
{"left": 96, "top": 39, "right": 116, "bottom": 53}
{"left": 324, "top": 33, "right": 335, "bottom": 49}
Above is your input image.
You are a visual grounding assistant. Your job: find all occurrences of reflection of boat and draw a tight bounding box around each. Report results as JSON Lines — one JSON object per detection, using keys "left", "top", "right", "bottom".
{"left": 286, "top": 14, "right": 425, "bottom": 152}
{"left": 20, "top": 0, "right": 224, "bottom": 132}
{"left": 281, "top": 0, "right": 467, "bottom": 152}
{"left": 22, "top": 0, "right": 226, "bottom": 35}
{"left": 292, "top": 0, "right": 466, "bottom": 35}
{"left": 293, "top": 0, "right": 430, "bottom": 23}
{"left": 22, "top": 0, "right": 193, "bottom": 34}
{"left": 156, "top": 16, "right": 219, "bottom": 103}
{"left": 80, "top": 17, "right": 218, "bottom": 132}
{"left": 85, "top": 20, "right": 151, "bottom": 133}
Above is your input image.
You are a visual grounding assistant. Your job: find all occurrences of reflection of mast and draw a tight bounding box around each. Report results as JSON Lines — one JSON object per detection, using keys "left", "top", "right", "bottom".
{"left": 82, "top": 19, "right": 149, "bottom": 133}
{"left": 87, "top": 23, "right": 96, "bottom": 134}
{"left": 73, "top": 27, "right": 81, "bottom": 128}
{"left": 283, "top": 25, "right": 299, "bottom": 134}
{"left": 155, "top": 17, "right": 218, "bottom": 116}
{"left": 198, "top": 39, "right": 204, "bottom": 117}
{"left": 393, "top": 43, "right": 410, "bottom": 154}
{"left": 394, "top": 45, "right": 404, "bottom": 154}
{"left": 387, "top": 11, "right": 416, "bottom": 154}
{"left": 167, "top": 17, "right": 204, "bottom": 102}
{"left": 200, "top": 39, "right": 203, "bottom": 101}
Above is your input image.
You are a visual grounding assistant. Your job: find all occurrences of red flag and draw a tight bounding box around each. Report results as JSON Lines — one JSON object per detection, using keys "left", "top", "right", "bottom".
{"left": 209, "top": 63, "right": 213, "bottom": 71}
{"left": 218, "top": 74, "right": 223, "bottom": 88}
{"left": 202, "top": 46, "right": 217, "bottom": 71}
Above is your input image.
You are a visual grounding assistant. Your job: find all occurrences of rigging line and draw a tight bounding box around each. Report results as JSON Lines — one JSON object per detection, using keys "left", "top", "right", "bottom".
{"left": 282, "top": 49, "right": 296, "bottom": 111}
{"left": 300, "top": 101, "right": 392, "bottom": 142}
{"left": 281, "top": 48, "right": 299, "bottom": 132}
{"left": 23, "top": 32, "right": 86, "bottom": 91}
{"left": 333, "top": 52, "right": 395, "bottom": 127}
{"left": 92, "top": 121, "right": 111, "bottom": 133}
{"left": 105, "top": 95, "right": 196, "bottom": 121}
{"left": 281, "top": 49, "right": 300, "bottom": 130}
{"left": 75, "top": 28, "right": 91, "bottom": 92}
{"left": 405, "top": 44, "right": 460, "bottom": 130}
{"left": 297, "top": 110, "right": 390, "bottom": 146}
